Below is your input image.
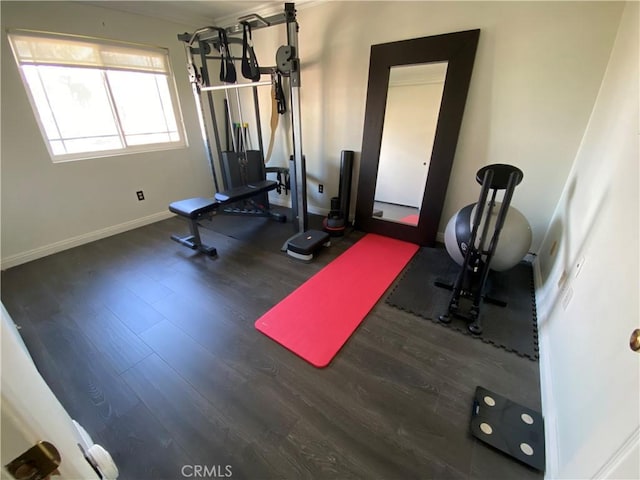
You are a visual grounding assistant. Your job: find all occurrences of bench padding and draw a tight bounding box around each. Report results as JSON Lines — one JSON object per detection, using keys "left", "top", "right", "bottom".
{"left": 170, "top": 181, "right": 278, "bottom": 220}
{"left": 214, "top": 180, "right": 278, "bottom": 203}
{"left": 169, "top": 197, "right": 219, "bottom": 219}
{"left": 169, "top": 180, "right": 281, "bottom": 257}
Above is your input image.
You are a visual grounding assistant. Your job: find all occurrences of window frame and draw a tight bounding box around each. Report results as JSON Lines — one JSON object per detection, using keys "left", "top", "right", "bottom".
{"left": 7, "top": 29, "right": 188, "bottom": 163}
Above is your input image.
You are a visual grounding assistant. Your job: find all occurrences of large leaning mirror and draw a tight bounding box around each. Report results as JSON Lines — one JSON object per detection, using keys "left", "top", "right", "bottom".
{"left": 374, "top": 62, "right": 448, "bottom": 226}
{"left": 355, "top": 30, "right": 480, "bottom": 246}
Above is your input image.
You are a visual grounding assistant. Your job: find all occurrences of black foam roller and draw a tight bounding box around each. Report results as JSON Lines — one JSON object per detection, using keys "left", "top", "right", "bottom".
{"left": 338, "top": 150, "right": 354, "bottom": 221}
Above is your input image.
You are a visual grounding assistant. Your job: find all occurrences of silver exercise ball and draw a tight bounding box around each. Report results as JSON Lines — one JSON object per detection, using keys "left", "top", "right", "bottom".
{"left": 444, "top": 202, "right": 532, "bottom": 272}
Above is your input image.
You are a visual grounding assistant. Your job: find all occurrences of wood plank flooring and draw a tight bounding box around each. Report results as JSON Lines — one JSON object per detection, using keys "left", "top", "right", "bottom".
{"left": 1, "top": 217, "right": 543, "bottom": 479}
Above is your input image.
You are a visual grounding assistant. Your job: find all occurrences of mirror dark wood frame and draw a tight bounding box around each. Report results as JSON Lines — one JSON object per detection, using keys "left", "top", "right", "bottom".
{"left": 355, "top": 29, "right": 480, "bottom": 246}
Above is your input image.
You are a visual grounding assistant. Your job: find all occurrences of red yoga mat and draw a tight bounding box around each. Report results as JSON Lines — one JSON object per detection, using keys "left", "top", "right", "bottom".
{"left": 400, "top": 214, "right": 420, "bottom": 225}
{"left": 255, "top": 233, "right": 419, "bottom": 367}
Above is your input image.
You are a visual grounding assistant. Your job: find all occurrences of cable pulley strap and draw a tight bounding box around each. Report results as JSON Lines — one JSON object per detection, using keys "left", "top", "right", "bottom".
{"left": 275, "top": 72, "right": 286, "bottom": 114}
{"left": 218, "top": 29, "right": 236, "bottom": 83}
{"left": 264, "top": 85, "right": 277, "bottom": 164}
{"left": 241, "top": 22, "right": 261, "bottom": 81}
{"left": 224, "top": 99, "right": 231, "bottom": 151}
{"left": 264, "top": 73, "right": 287, "bottom": 164}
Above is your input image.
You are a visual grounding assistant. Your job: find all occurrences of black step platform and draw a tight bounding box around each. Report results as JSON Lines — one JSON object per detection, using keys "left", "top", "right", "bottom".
{"left": 470, "top": 386, "right": 545, "bottom": 472}
{"left": 286, "top": 229, "right": 331, "bottom": 262}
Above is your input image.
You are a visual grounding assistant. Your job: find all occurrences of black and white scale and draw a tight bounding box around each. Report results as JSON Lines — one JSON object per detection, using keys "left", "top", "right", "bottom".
{"left": 470, "top": 386, "right": 545, "bottom": 472}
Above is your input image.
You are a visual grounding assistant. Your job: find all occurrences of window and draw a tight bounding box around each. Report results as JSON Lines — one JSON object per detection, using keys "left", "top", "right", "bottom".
{"left": 8, "top": 30, "right": 187, "bottom": 161}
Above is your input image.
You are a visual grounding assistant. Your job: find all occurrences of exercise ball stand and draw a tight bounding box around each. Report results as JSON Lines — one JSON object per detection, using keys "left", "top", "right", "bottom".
{"left": 438, "top": 164, "right": 524, "bottom": 334}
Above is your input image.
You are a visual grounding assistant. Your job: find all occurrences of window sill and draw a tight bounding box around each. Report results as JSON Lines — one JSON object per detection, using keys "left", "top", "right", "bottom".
{"left": 49, "top": 141, "right": 189, "bottom": 163}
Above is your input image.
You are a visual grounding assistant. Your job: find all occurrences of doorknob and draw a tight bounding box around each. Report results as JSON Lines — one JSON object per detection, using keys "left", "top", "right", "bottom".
{"left": 5, "top": 441, "right": 61, "bottom": 479}
{"left": 630, "top": 329, "right": 640, "bottom": 352}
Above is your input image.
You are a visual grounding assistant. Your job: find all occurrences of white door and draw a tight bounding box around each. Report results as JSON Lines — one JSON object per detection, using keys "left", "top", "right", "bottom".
{"left": 374, "top": 71, "right": 446, "bottom": 209}
{"left": 561, "top": 155, "right": 640, "bottom": 479}
{"left": 539, "top": 3, "right": 639, "bottom": 477}
{"left": 1, "top": 303, "right": 118, "bottom": 479}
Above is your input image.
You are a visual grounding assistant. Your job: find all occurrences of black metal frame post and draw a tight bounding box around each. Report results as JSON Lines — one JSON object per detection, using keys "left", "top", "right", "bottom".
{"left": 198, "top": 40, "right": 225, "bottom": 191}
{"left": 284, "top": 2, "right": 307, "bottom": 233}
{"left": 184, "top": 42, "right": 220, "bottom": 193}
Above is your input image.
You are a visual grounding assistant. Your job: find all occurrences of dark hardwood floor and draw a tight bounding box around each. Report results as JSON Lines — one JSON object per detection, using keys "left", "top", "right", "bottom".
{"left": 1, "top": 216, "right": 543, "bottom": 480}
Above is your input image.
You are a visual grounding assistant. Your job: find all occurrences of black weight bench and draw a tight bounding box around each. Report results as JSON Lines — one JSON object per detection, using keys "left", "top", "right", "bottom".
{"left": 169, "top": 180, "right": 279, "bottom": 256}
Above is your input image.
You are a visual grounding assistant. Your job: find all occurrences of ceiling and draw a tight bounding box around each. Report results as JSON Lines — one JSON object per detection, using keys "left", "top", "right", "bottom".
{"left": 83, "top": 1, "right": 284, "bottom": 28}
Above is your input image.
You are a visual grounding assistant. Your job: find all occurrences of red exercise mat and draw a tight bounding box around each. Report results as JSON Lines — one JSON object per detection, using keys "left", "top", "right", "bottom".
{"left": 400, "top": 214, "right": 419, "bottom": 225}
{"left": 255, "top": 233, "right": 419, "bottom": 367}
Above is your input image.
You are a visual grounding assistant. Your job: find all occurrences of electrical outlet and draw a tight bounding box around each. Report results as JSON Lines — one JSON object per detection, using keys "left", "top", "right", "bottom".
{"left": 136, "top": 190, "right": 145, "bottom": 201}
{"left": 557, "top": 270, "right": 567, "bottom": 289}
{"left": 318, "top": 184, "right": 324, "bottom": 193}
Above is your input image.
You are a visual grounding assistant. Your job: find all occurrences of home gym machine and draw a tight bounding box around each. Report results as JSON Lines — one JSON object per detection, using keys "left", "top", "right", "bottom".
{"left": 438, "top": 164, "right": 526, "bottom": 334}
{"left": 169, "top": 3, "right": 330, "bottom": 259}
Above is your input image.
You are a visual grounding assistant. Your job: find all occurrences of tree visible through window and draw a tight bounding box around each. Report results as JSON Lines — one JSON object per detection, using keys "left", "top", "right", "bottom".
{"left": 8, "top": 30, "right": 186, "bottom": 161}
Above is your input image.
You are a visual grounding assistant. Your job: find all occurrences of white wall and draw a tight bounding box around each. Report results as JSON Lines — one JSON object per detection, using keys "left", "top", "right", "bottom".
{"left": 251, "top": 1, "right": 623, "bottom": 249}
{"left": 535, "top": 2, "right": 639, "bottom": 477}
{"left": 0, "top": 1, "right": 211, "bottom": 268}
{"left": 0, "top": 1, "right": 624, "bottom": 267}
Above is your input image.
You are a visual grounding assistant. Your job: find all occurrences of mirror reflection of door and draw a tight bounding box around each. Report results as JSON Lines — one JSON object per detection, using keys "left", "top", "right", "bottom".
{"left": 372, "top": 62, "right": 448, "bottom": 226}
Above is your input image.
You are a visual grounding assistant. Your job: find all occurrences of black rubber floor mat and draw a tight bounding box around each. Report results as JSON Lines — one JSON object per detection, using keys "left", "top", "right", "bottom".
{"left": 200, "top": 206, "right": 334, "bottom": 253}
{"left": 386, "top": 247, "right": 539, "bottom": 360}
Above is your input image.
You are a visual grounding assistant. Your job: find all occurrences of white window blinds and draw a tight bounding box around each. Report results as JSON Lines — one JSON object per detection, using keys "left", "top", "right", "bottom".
{"left": 9, "top": 30, "right": 169, "bottom": 74}
{"left": 7, "top": 29, "right": 186, "bottom": 161}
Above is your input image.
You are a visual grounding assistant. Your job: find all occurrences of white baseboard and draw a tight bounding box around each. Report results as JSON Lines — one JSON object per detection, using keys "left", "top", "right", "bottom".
{"left": 532, "top": 255, "right": 559, "bottom": 479}
{"left": 533, "top": 255, "right": 543, "bottom": 293}
{"left": 538, "top": 327, "right": 559, "bottom": 479}
{"left": 1, "top": 211, "right": 174, "bottom": 270}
